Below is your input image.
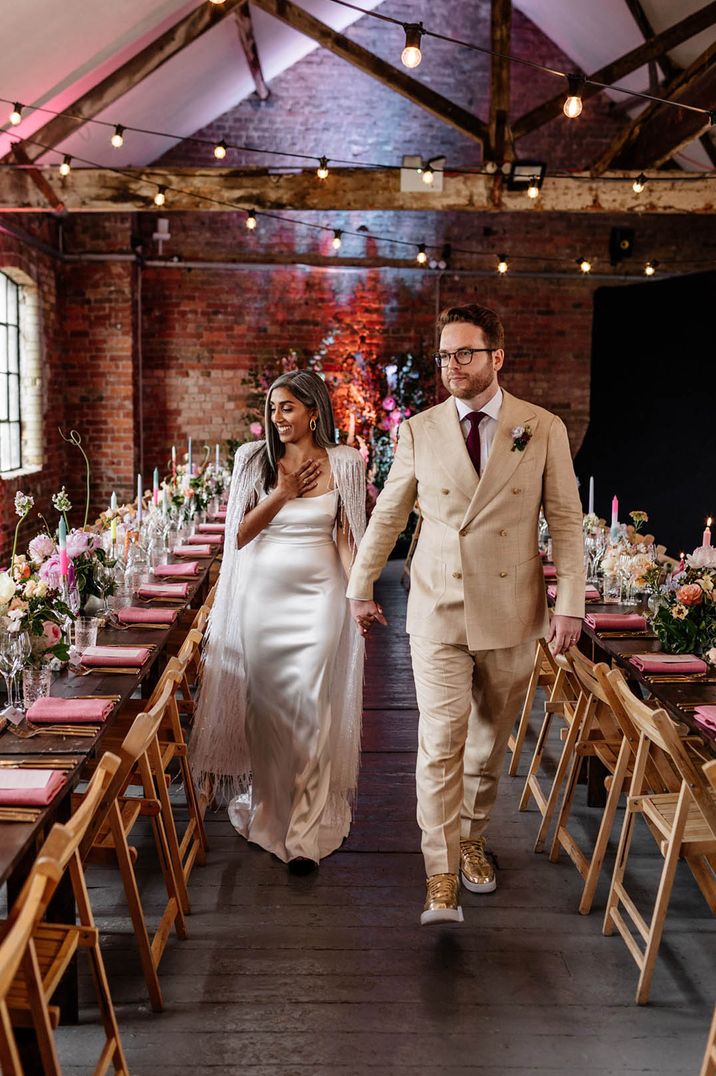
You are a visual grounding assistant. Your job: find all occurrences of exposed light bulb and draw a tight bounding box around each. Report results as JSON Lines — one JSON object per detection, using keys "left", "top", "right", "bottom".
{"left": 578, "top": 257, "right": 591, "bottom": 274}
{"left": 644, "top": 260, "right": 657, "bottom": 277}
{"left": 422, "top": 164, "right": 435, "bottom": 185}
{"left": 401, "top": 23, "right": 424, "bottom": 69}
{"left": 332, "top": 229, "right": 342, "bottom": 250}
{"left": 208, "top": 0, "right": 226, "bottom": 4}
{"left": 527, "top": 176, "right": 540, "bottom": 199}
{"left": 154, "top": 186, "right": 166, "bottom": 207}
{"left": 416, "top": 243, "right": 427, "bottom": 265}
{"left": 9, "top": 103, "right": 22, "bottom": 126}
{"left": 59, "top": 155, "right": 72, "bottom": 177}
{"left": 632, "top": 173, "right": 646, "bottom": 194}
{"left": 110, "top": 124, "right": 125, "bottom": 148}
{"left": 563, "top": 74, "right": 585, "bottom": 119}
{"left": 497, "top": 254, "right": 509, "bottom": 274}
{"left": 246, "top": 209, "right": 257, "bottom": 230}
{"left": 213, "top": 138, "right": 227, "bottom": 160}
{"left": 316, "top": 156, "right": 329, "bottom": 180}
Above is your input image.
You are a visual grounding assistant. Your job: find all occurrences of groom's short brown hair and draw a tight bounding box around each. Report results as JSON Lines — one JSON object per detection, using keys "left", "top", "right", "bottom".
{"left": 437, "top": 303, "right": 504, "bottom": 351}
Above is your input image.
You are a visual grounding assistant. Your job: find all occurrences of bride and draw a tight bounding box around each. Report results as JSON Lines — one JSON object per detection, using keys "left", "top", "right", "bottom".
{"left": 191, "top": 370, "right": 366, "bottom": 873}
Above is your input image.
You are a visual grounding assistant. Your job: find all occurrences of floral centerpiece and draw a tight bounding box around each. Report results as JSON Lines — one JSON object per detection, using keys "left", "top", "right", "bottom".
{"left": 0, "top": 555, "right": 72, "bottom": 668}
{"left": 649, "top": 545, "right": 716, "bottom": 657}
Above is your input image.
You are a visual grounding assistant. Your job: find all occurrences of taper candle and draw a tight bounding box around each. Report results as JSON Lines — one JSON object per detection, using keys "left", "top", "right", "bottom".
{"left": 347, "top": 411, "right": 356, "bottom": 446}
{"left": 215, "top": 443, "right": 220, "bottom": 469}
{"left": 58, "top": 516, "right": 68, "bottom": 577}
{"left": 611, "top": 495, "right": 619, "bottom": 527}
{"left": 136, "top": 473, "right": 143, "bottom": 527}
{"left": 187, "top": 437, "right": 193, "bottom": 477}
{"left": 171, "top": 444, "right": 177, "bottom": 476}
{"left": 703, "top": 517, "right": 713, "bottom": 547}
{"left": 153, "top": 467, "right": 160, "bottom": 505}
{"left": 588, "top": 476, "right": 594, "bottom": 516}
{"left": 110, "top": 491, "right": 117, "bottom": 512}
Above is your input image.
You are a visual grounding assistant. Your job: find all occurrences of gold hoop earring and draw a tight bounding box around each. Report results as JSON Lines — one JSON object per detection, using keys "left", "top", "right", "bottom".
{"left": 310, "top": 418, "right": 317, "bottom": 432}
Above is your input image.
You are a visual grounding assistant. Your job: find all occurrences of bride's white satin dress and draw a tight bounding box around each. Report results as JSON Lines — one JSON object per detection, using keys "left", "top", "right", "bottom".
{"left": 228, "top": 489, "right": 352, "bottom": 862}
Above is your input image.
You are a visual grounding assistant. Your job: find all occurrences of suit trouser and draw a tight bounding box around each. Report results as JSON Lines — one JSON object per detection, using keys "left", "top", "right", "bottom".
{"left": 410, "top": 634, "right": 535, "bottom": 876}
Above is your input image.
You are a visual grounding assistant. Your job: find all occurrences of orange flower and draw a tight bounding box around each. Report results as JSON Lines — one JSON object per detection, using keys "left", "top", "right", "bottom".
{"left": 676, "top": 583, "right": 702, "bottom": 606}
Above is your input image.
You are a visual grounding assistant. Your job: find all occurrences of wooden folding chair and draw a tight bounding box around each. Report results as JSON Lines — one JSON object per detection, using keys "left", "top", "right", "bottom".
{"left": 508, "top": 637, "right": 559, "bottom": 777}
{"left": 603, "top": 668, "right": 716, "bottom": 1004}
{"left": 2, "top": 752, "right": 129, "bottom": 1074}
{"left": 700, "top": 761, "right": 716, "bottom": 1076}
{"left": 78, "top": 683, "right": 188, "bottom": 1012}
{"left": 519, "top": 648, "right": 584, "bottom": 852}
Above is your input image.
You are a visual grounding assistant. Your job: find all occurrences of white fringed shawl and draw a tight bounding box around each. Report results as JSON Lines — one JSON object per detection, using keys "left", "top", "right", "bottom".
{"left": 190, "top": 442, "right": 366, "bottom": 807}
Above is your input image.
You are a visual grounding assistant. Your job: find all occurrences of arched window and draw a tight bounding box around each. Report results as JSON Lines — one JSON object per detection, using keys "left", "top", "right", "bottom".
{"left": 0, "top": 270, "right": 22, "bottom": 472}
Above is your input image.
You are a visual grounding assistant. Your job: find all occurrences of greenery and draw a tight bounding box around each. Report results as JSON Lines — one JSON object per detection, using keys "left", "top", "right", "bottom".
{"left": 650, "top": 564, "right": 716, "bottom": 656}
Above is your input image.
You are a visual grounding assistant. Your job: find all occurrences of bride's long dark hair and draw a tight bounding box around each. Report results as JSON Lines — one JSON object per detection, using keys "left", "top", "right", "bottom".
{"left": 260, "top": 369, "right": 336, "bottom": 491}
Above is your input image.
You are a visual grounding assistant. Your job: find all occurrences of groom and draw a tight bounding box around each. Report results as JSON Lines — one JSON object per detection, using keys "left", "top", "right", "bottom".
{"left": 347, "top": 302, "right": 584, "bottom": 925}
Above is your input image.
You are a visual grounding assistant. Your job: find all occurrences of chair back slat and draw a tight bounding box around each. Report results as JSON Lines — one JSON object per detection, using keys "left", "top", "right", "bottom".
{"left": 0, "top": 874, "right": 49, "bottom": 998}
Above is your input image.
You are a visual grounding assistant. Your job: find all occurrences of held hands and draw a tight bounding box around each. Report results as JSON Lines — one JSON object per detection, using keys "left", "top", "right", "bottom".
{"left": 276, "top": 458, "right": 321, "bottom": 500}
{"left": 349, "top": 599, "right": 388, "bottom": 637}
{"left": 547, "top": 614, "right": 583, "bottom": 656}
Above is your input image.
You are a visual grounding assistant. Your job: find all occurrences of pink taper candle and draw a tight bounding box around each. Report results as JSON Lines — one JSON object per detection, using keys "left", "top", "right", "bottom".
{"left": 703, "top": 517, "right": 713, "bottom": 547}
{"left": 611, "top": 495, "right": 619, "bottom": 527}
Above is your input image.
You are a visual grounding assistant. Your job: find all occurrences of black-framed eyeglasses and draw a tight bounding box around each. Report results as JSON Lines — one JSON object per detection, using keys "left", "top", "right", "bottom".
{"left": 433, "top": 347, "right": 494, "bottom": 368}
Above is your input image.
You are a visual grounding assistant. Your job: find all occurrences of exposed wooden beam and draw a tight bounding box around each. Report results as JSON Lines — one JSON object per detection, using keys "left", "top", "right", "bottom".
{"left": 593, "top": 40, "right": 716, "bottom": 172}
{"left": 235, "top": 1, "right": 269, "bottom": 100}
{"left": 10, "top": 144, "right": 64, "bottom": 212}
{"left": 1, "top": 165, "right": 714, "bottom": 213}
{"left": 2, "top": 0, "right": 246, "bottom": 164}
{"left": 623, "top": 0, "right": 676, "bottom": 94}
{"left": 250, "top": 0, "right": 488, "bottom": 144}
{"left": 488, "top": 0, "right": 512, "bottom": 163}
{"left": 512, "top": 1, "right": 716, "bottom": 141}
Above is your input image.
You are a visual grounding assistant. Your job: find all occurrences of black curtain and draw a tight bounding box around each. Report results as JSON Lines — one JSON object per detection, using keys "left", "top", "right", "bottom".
{"left": 574, "top": 270, "right": 716, "bottom": 558}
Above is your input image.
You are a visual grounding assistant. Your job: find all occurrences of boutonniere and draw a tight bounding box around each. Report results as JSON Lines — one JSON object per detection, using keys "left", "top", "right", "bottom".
{"left": 511, "top": 424, "right": 532, "bottom": 452}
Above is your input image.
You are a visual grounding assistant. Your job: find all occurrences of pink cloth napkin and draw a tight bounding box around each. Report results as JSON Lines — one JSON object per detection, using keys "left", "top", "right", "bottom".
{"left": 543, "top": 565, "right": 558, "bottom": 579}
{"left": 208, "top": 511, "right": 227, "bottom": 521}
{"left": 693, "top": 706, "right": 716, "bottom": 732}
{"left": 0, "top": 770, "right": 66, "bottom": 807}
{"left": 117, "top": 606, "right": 178, "bottom": 625}
{"left": 584, "top": 613, "right": 648, "bottom": 631}
{"left": 198, "top": 523, "right": 226, "bottom": 533}
{"left": 186, "top": 533, "right": 222, "bottom": 546}
{"left": 173, "top": 545, "right": 212, "bottom": 558}
{"left": 27, "top": 696, "right": 114, "bottom": 724}
{"left": 548, "top": 584, "right": 601, "bottom": 601}
{"left": 629, "top": 653, "right": 708, "bottom": 675}
{"left": 154, "top": 561, "right": 200, "bottom": 576}
{"left": 80, "top": 644, "right": 151, "bottom": 667}
{"left": 137, "top": 582, "right": 189, "bottom": 599}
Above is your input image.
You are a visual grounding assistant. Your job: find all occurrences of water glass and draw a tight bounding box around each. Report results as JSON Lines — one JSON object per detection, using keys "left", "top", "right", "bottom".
{"left": 602, "top": 573, "right": 622, "bottom": 604}
{"left": 74, "top": 616, "right": 99, "bottom": 656}
{"left": 22, "top": 666, "right": 53, "bottom": 709}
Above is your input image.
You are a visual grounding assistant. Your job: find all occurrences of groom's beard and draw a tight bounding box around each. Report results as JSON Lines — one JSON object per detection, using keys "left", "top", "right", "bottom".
{"left": 442, "top": 362, "right": 496, "bottom": 400}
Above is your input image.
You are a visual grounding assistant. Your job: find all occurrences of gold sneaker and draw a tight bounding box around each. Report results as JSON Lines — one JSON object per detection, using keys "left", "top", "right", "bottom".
{"left": 460, "top": 837, "right": 497, "bottom": 893}
{"left": 420, "top": 873, "right": 464, "bottom": 926}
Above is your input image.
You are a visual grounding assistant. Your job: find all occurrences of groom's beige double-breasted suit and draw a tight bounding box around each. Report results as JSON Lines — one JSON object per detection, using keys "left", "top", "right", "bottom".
{"left": 347, "top": 389, "right": 585, "bottom": 875}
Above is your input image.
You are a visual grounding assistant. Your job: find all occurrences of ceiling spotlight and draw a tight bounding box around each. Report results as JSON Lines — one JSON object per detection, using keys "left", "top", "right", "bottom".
{"left": 422, "top": 163, "right": 435, "bottom": 185}
{"left": 9, "top": 103, "right": 22, "bottom": 126}
{"left": 316, "top": 156, "right": 329, "bottom": 180}
{"left": 497, "top": 254, "right": 509, "bottom": 274}
{"left": 154, "top": 186, "right": 166, "bottom": 207}
{"left": 59, "top": 155, "right": 72, "bottom": 177}
{"left": 563, "top": 74, "right": 586, "bottom": 119}
{"left": 632, "top": 173, "right": 646, "bottom": 194}
{"left": 527, "top": 175, "right": 540, "bottom": 199}
{"left": 110, "top": 124, "right": 125, "bottom": 148}
{"left": 644, "top": 260, "right": 658, "bottom": 276}
{"left": 401, "top": 23, "right": 424, "bottom": 69}
{"left": 245, "top": 209, "right": 257, "bottom": 230}
{"left": 578, "top": 257, "right": 592, "bottom": 274}
{"left": 416, "top": 243, "right": 427, "bottom": 265}
{"left": 213, "top": 138, "right": 227, "bottom": 160}
{"left": 332, "top": 229, "right": 343, "bottom": 250}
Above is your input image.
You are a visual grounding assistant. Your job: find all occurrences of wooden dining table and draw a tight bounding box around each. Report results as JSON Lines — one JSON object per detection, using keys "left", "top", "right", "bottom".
{"left": 0, "top": 544, "right": 221, "bottom": 1028}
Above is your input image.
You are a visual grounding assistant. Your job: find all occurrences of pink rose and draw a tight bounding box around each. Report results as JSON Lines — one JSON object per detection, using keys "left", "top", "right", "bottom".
{"left": 676, "top": 584, "right": 702, "bottom": 607}
{"left": 28, "top": 534, "right": 56, "bottom": 562}
{"left": 708, "top": 647, "right": 716, "bottom": 666}
{"left": 249, "top": 422, "right": 263, "bottom": 438}
{"left": 382, "top": 396, "right": 396, "bottom": 412}
{"left": 66, "top": 530, "right": 90, "bottom": 558}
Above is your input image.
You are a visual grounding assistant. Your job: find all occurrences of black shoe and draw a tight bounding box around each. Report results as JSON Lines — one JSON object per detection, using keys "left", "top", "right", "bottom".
{"left": 288, "top": 857, "right": 318, "bottom": 876}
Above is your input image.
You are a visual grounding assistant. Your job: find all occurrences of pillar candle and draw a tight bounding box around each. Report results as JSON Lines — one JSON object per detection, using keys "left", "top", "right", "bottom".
{"left": 136, "top": 473, "right": 143, "bottom": 527}
{"left": 187, "top": 437, "right": 193, "bottom": 477}
{"left": 110, "top": 491, "right": 117, "bottom": 512}
{"left": 588, "top": 476, "right": 594, "bottom": 516}
{"left": 703, "top": 517, "right": 713, "bottom": 547}
{"left": 153, "top": 467, "right": 160, "bottom": 505}
{"left": 171, "top": 444, "right": 177, "bottom": 476}
{"left": 611, "top": 495, "right": 619, "bottom": 527}
{"left": 58, "top": 516, "right": 68, "bottom": 577}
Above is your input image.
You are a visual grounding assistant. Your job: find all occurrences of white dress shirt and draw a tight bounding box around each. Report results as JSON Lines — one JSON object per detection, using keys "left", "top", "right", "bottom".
{"left": 455, "top": 387, "right": 503, "bottom": 474}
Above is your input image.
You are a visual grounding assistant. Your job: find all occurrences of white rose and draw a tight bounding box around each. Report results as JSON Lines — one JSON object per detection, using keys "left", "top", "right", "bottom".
{"left": 0, "top": 572, "right": 17, "bottom": 604}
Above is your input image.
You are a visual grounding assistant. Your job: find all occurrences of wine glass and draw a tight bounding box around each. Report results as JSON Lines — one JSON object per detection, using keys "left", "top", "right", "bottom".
{"left": 0, "top": 630, "right": 31, "bottom": 720}
{"left": 95, "top": 562, "right": 115, "bottom": 618}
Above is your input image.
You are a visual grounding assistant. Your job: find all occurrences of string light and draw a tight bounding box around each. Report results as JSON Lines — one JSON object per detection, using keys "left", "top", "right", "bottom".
{"left": 632, "top": 173, "right": 647, "bottom": 194}
{"left": 59, "top": 155, "right": 72, "bottom": 177}
{"left": 213, "top": 138, "right": 227, "bottom": 160}
{"left": 401, "top": 23, "right": 424, "bottom": 69}
{"left": 527, "top": 176, "right": 540, "bottom": 199}
{"left": 208, "top": 0, "right": 226, "bottom": 4}
{"left": 8, "top": 102, "right": 22, "bottom": 126}
{"left": 497, "top": 254, "right": 509, "bottom": 274}
{"left": 332, "top": 229, "right": 343, "bottom": 250}
{"left": 110, "top": 124, "right": 125, "bottom": 148}
{"left": 154, "top": 185, "right": 166, "bottom": 206}
{"left": 563, "top": 74, "right": 585, "bottom": 119}
{"left": 644, "top": 260, "right": 658, "bottom": 276}
{"left": 422, "top": 163, "right": 435, "bottom": 185}
{"left": 316, "top": 156, "right": 330, "bottom": 180}
{"left": 416, "top": 243, "right": 427, "bottom": 265}
{"left": 578, "top": 256, "right": 592, "bottom": 274}
{"left": 245, "top": 209, "right": 257, "bottom": 230}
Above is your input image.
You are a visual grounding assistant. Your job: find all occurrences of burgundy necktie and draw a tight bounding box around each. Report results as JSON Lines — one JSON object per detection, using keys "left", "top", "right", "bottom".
{"left": 465, "top": 411, "right": 486, "bottom": 475}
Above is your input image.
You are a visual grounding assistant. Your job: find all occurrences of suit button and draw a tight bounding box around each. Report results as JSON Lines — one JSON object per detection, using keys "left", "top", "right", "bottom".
{"left": 499, "top": 529, "right": 508, "bottom": 537}
{"left": 452, "top": 570, "right": 463, "bottom": 579}
{"left": 499, "top": 571, "right": 508, "bottom": 578}
{"left": 441, "top": 488, "right": 450, "bottom": 495}
{"left": 512, "top": 487, "right": 522, "bottom": 495}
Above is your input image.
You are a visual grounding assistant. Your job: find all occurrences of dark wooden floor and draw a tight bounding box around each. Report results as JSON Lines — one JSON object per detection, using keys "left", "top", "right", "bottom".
{"left": 58, "top": 562, "right": 715, "bottom": 1074}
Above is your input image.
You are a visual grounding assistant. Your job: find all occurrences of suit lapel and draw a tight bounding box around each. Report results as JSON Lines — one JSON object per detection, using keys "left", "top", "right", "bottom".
{"left": 423, "top": 398, "right": 479, "bottom": 502}
{"left": 461, "top": 391, "right": 538, "bottom": 527}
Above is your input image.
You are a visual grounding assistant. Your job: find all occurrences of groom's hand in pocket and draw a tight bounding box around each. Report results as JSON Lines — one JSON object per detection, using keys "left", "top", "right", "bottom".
{"left": 350, "top": 599, "right": 388, "bottom": 637}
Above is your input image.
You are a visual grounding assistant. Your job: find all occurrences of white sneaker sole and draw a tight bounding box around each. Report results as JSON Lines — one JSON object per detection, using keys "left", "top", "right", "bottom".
{"left": 420, "top": 906, "right": 464, "bottom": 926}
{"left": 460, "top": 870, "right": 497, "bottom": 894}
